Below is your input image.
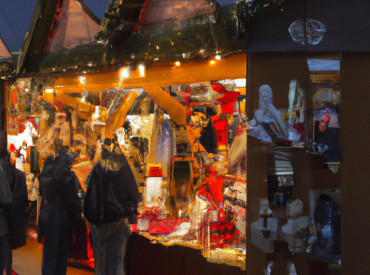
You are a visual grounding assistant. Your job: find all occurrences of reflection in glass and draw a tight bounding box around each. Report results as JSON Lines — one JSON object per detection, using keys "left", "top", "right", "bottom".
{"left": 288, "top": 18, "right": 326, "bottom": 46}
{"left": 248, "top": 84, "right": 288, "bottom": 143}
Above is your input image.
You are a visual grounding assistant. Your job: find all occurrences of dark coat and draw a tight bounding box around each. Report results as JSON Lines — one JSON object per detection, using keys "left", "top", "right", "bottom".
{"left": 38, "top": 155, "right": 81, "bottom": 242}
{"left": 0, "top": 156, "right": 28, "bottom": 249}
{"left": 84, "top": 147, "right": 141, "bottom": 224}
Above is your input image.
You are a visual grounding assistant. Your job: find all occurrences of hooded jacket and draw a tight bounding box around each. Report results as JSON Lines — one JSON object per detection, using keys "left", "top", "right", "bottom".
{"left": 38, "top": 154, "right": 81, "bottom": 240}
{"left": 84, "top": 147, "right": 141, "bottom": 224}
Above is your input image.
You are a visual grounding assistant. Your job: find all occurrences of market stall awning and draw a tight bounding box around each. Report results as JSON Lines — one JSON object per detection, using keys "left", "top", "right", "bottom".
{"left": 47, "top": 0, "right": 101, "bottom": 53}
{"left": 138, "top": 0, "right": 215, "bottom": 24}
{"left": 0, "top": 37, "right": 11, "bottom": 59}
{"left": 0, "top": 36, "right": 15, "bottom": 78}
{"left": 52, "top": 52, "right": 247, "bottom": 126}
{"left": 18, "top": 0, "right": 101, "bottom": 74}
{"left": 17, "top": 0, "right": 247, "bottom": 75}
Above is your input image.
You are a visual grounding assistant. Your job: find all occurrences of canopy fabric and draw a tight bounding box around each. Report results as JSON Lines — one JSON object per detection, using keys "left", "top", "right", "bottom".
{"left": 18, "top": 0, "right": 246, "bottom": 75}
{"left": 139, "top": 0, "right": 215, "bottom": 25}
{"left": 0, "top": 37, "right": 11, "bottom": 59}
{"left": 47, "top": 0, "right": 101, "bottom": 52}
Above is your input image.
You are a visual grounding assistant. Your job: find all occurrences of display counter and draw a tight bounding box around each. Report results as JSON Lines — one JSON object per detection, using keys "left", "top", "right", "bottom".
{"left": 126, "top": 233, "right": 246, "bottom": 275}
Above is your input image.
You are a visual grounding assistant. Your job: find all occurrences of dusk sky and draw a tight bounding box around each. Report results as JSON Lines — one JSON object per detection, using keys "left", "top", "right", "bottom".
{"left": 0, "top": 0, "right": 236, "bottom": 52}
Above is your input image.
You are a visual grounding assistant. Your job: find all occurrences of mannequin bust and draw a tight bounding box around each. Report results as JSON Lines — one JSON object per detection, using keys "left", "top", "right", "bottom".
{"left": 249, "top": 84, "right": 288, "bottom": 143}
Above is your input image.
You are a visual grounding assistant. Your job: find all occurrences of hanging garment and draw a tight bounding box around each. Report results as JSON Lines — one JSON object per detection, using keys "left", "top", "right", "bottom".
{"left": 29, "top": 146, "right": 40, "bottom": 173}
{"left": 212, "top": 114, "right": 229, "bottom": 147}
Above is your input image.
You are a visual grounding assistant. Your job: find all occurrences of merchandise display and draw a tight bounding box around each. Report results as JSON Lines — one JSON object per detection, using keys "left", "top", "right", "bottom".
{"left": 7, "top": 74, "right": 247, "bottom": 270}
{"left": 122, "top": 82, "right": 247, "bottom": 269}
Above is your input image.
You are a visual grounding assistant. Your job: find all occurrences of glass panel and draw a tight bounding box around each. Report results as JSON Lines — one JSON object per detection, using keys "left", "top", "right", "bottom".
{"left": 247, "top": 52, "right": 341, "bottom": 274}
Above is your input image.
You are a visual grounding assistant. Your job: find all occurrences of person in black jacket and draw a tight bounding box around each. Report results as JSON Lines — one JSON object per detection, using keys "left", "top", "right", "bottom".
{"left": 0, "top": 163, "right": 11, "bottom": 275}
{"left": 84, "top": 139, "right": 141, "bottom": 275}
{"left": 0, "top": 153, "right": 28, "bottom": 275}
{"left": 38, "top": 153, "right": 81, "bottom": 275}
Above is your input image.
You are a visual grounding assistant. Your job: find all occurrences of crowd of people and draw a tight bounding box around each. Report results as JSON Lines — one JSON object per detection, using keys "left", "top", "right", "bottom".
{"left": 0, "top": 138, "right": 140, "bottom": 275}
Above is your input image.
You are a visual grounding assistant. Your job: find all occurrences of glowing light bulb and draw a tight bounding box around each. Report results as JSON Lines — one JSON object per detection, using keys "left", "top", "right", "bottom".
{"left": 78, "top": 76, "right": 86, "bottom": 85}
{"left": 119, "top": 67, "right": 130, "bottom": 79}
{"left": 175, "top": 61, "right": 181, "bottom": 67}
{"left": 138, "top": 64, "right": 145, "bottom": 77}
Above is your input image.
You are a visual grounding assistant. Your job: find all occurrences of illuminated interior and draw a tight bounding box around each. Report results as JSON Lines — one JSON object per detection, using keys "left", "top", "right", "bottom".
{"left": 8, "top": 54, "right": 247, "bottom": 269}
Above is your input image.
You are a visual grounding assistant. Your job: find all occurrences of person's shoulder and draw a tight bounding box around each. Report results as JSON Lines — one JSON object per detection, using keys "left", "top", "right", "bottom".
{"left": 15, "top": 168, "right": 25, "bottom": 178}
{"left": 92, "top": 161, "right": 103, "bottom": 172}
